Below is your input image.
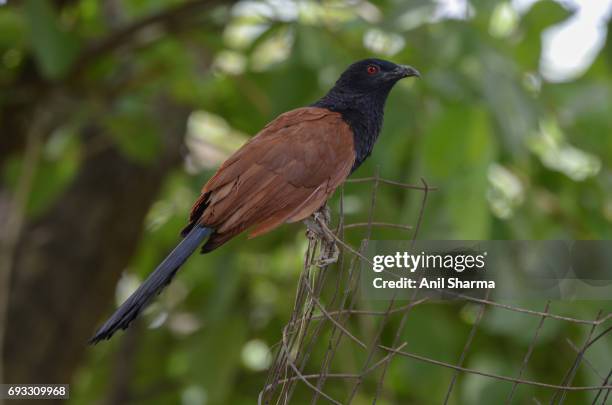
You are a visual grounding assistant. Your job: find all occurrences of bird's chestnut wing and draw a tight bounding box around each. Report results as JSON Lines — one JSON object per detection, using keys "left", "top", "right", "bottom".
{"left": 185, "top": 107, "right": 355, "bottom": 252}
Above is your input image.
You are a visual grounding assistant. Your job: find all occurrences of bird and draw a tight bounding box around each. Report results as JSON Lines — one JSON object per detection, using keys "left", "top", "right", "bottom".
{"left": 90, "top": 58, "right": 420, "bottom": 343}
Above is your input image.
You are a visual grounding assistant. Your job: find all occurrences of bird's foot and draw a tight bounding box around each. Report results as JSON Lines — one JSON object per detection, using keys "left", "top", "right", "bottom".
{"left": 305, "top": 227, "right": 318, "bottom": 245}
{"left": 315, "top": 242, "right": 339, "bottom": 268}
{"left": 304, "top": 206, "right": 339, "bottom": 267}
{"left": 313, "top": 205, "right": 332, "bottom": 226}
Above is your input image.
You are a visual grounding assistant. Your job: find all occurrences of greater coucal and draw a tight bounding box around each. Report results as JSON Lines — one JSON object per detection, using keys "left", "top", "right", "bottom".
{"left": 90, "top": 58, "right": 419, "bottom": 343}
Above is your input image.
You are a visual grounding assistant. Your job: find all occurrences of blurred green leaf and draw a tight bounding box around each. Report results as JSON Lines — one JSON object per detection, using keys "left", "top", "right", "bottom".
{"left": 422, "top": 105, "right": 495, "bottom": 238}
{"left": 514, "top": 0, "right": 571, "bottom": 69}
{"left": 104, "top": 100, "right": 162, "bottom": 163}
{"left": 23, "top": 0, "right": 80, "bottom": 79}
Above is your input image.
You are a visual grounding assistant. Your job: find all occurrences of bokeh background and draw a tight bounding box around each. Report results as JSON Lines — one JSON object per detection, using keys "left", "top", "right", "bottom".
{"left": 0, "top": 0, "right": 611, "bottom": 404}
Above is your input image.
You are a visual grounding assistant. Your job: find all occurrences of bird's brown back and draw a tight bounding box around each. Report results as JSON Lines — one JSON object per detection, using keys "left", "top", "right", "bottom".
{"left": 183, "top": 107, "right": 355, "bottom": 252}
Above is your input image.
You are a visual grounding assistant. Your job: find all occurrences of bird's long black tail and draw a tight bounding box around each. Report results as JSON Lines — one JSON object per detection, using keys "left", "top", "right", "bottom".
{"left": 89, "top": 225, "right": 212, "bottom": 344}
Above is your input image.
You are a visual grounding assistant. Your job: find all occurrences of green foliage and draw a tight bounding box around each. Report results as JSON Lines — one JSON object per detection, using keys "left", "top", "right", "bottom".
{"left": 23, "top": 0, "right": 80, "bottom": 79}
{"left": 105, "top": 98, "right": 163, "bottom": 163}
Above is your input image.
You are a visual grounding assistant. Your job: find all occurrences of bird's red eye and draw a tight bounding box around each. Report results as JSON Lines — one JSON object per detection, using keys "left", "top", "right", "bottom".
{"left": 367, "top": 65, "right": 379, "bottom": 75}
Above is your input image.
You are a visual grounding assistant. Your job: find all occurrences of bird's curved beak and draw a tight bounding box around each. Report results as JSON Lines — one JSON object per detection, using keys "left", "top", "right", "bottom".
{"left": 390, "top": 65, "right": 420, "bottom": 79}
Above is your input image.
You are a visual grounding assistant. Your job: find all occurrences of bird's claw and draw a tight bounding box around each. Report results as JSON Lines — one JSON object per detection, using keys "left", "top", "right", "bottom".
{"left": 314, "top": 242, "right": 339, "bottom": 267}
{"left": 312, "top": 205, "right": 331, "bottom": 226}
{"left": 304, "top": 206, "right": 339, "bottom": 267}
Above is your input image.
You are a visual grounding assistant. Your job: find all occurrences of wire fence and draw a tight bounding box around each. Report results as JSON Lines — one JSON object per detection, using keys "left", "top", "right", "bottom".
{"left": 258, "top": 172, "right": 612, "bottom": 405}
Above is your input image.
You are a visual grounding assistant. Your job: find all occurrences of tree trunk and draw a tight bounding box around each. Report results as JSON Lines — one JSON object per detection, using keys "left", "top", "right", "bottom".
{"left": 2, "top": 97, "right": 189, "bottom": 390}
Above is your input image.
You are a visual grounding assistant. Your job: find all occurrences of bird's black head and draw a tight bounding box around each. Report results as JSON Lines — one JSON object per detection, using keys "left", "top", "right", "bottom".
{"left": 315, "top": 58, "right": 420, "bottom": 110}
{"left": 332, "top": 58, "right": 420, "bottom": 96}
{"left": 313, "top": 58, "right": 420, "bottom": 173}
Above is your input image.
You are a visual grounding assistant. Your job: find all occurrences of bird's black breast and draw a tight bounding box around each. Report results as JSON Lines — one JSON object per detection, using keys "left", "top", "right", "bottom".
{"left": 336, "top": 107, "right": 383, "bottom": 173}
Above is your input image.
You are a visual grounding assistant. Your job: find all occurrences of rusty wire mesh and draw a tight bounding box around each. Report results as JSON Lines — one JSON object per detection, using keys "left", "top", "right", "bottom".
{"left": 258, "top": 172, "right": 612, "bottom": 405}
